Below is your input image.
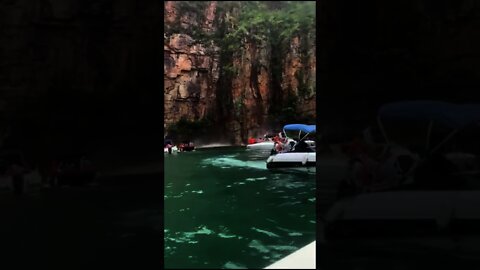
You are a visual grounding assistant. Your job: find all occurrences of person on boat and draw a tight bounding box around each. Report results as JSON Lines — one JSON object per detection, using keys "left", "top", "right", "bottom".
{"left": 275, "top": 140, "right": 284, "bottom": 152}
{"left": 166, "top": 143, "right": 173, "bottom": 154}
{"left": 271, "top": 141, "right": 282, "bottom": 155}
{"left": 287, "top": 140, "right": 296, "bottom": 151}
{"left": 293, "top": 140, "right": 313, "bottom": 152}
{"left": 248, "top": 137, "right": 256, "bottom": 144}
{"left": 271, "top": 143, "right": 276, "bottom": 155}
{"left": 273, "top": 138, "right": 284, "bottom": 153}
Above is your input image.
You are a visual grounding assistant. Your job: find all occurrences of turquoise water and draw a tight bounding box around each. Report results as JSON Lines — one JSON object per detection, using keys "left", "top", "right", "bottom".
{"left": 164, "top": 146, "right": 316, "bottom": 269}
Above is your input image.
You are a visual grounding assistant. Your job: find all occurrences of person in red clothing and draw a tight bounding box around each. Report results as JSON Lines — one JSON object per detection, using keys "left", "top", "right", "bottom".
{"left": 248, "top": 137, "right": 256, "bottom": 144}
{"left": 275, "top": 140, "right": 284, "bottom": 152}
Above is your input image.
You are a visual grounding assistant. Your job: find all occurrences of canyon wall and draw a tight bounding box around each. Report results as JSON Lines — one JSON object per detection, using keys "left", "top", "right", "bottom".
{"left": 164, "top": 1, "right": 316, "bottom": 144}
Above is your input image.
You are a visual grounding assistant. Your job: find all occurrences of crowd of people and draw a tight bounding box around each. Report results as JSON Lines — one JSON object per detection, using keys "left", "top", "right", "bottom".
{"left": 164, "top": 139, "right": 195, "bottom": 154}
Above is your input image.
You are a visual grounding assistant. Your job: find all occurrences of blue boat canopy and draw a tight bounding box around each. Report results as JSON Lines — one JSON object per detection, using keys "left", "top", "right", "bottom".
{"left": 283, "top": 124, "right": 316, "bottom": 133}
{"left": 378, "top": 101, "right": 480, "bottom": 129}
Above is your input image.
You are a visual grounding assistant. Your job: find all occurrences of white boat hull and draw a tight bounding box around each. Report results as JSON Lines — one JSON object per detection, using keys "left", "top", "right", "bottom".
{"left": 265, "top": 241, "right": 316, "bottom": 269}
{"left": 164, "top": 146, "right": 178, "bottom": 153}
{"left": 305, "top": 140, "right": 316, "bottom": 147}
{"left": 247, "top": 138, "right": 301, "bottom": 151}
{"left": 246, "top": 141, "right": 274, "bottom": 150}
{"left": 266, "top": 152, "right": 316, "bottom": 172}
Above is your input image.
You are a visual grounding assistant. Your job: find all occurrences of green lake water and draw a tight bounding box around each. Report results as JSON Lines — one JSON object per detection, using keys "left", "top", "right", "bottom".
{"left": 164, "top": 146, "right": 316, "bottom": 269}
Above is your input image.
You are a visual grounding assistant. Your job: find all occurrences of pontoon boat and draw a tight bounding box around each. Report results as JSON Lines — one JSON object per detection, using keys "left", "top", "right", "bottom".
{"left": 266, "top": 124, "right": 316, "bottom": 172}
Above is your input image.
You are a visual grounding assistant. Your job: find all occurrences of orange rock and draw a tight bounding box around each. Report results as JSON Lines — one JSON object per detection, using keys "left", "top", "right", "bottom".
{"left": 176, "top": 54, "right": 192, "bottom": 71}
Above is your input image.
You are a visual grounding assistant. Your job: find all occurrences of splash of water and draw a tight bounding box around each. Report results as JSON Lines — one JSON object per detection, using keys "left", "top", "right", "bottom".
{"left": 197, "top": 143, "right": 233, "bottom": 148}
{"left": 202, "top": 156, "right": 266, "bottom": 170}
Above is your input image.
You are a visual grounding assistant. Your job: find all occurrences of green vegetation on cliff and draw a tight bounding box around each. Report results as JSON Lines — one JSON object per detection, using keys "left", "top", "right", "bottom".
{"left": 165, "top": 1, "right": 316, "bottom": 142}
{"left": 219, "top": 1, "right": 315, "bottom": 53}
{"left": 217, "top": 1, "right": 316, "bottom": 126}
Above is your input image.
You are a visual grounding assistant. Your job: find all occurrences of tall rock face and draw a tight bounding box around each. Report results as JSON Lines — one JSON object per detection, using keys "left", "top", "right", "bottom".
{"left": 164, "top": 1, "right": 316, "bottom": 144}
{"left": 164, "top": 34, "right": 220, "bottom": 125}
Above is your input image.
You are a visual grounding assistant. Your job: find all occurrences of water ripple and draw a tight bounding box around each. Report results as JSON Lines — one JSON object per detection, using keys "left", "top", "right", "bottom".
{"left": 223, "top": 261, "right": 247, "bottom": 269}
{"left": 251, "top": 227, "right": 281, "bottom": 238}
{"left": 248, "top": 239, "right": 270, "bottom": 253}
{"left": 202, "top": 157, "right": 266, "bottom": 170}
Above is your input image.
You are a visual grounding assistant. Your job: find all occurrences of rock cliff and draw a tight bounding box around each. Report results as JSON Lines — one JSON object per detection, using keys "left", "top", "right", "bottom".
{"left": 164, "top": 1, "right": 316, "bottom": 144}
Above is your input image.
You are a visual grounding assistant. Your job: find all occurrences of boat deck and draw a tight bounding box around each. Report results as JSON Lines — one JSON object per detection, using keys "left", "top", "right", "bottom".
{"left": 265, "top": 241, "right": 316, "bottom": 269}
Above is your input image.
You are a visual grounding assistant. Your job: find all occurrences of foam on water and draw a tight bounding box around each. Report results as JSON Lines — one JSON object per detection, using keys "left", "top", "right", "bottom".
{"left": 278, "top": 201, "right": 302, "bottom": 207}
{"left": 172, "top": 225, "right": 214, "bottom": 242}
{"left": 269, "top": 179, "right": 309, "bottom": 190}
{"left": 276, "top": 226, "right": 296, "bottom": 233}
{"left": 251, "top": 227, "right": 281, "bottom": 238}
{"left": 268, "top": 245, "right": 298, "bottom": 252}
{"left": 218, "top": 233, "right": 237, "bottom": 239}
{"left": 234, "top": 181, "right": 246, "bottom": 185}
{"left": 266, "top": 218, "right": 278, "bottom": 224}
{"left": 189, "top": 225, "right": 214, "bottom": 235}
{"left": 165, "top": 147, "right": 316, "bottom": 268}
{"left": 202, "top": 156, "right": 267, "bottom": 170}
{"left": 166, "top": 236, "right": 198, "bottom": 244}
{"left": 245, "top": 176, "right": 268, "bottom": 182}
{"left": 217, "top": 226, "right": 237, "bottom": 239}
{"left": 197, "top": 143, "right": 233, "bottom": 148}
{"left": 248, "top": 239, "right": 270, "bottom": 253}
{"left": 223, "top": 261, "right": 247, "bottom": 269}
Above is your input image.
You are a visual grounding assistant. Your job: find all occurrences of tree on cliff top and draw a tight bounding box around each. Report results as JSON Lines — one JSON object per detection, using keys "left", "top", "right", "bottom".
{"left": 221, "top": 1, "right": 315, "bottom": 47}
